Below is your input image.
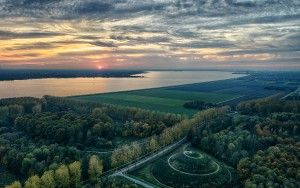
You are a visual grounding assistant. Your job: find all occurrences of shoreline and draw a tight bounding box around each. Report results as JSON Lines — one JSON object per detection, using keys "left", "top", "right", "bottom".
{"left": 0, "top": 71, "right": 247, "bottom": 99}
{"left": 68, "top": 74, "right": 248, "bottom": 98}
{"left": 0, "top": 70, "right": 145, "bottom": 82}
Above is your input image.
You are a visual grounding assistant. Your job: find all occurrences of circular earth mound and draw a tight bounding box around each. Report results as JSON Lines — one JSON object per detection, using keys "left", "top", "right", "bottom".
{"left": 168, "top": 151, "right": 218, "bottom": 175}
{"left": 184, "top": 150, "right": 203, "bottom": 158}
{"left": 151, "top": 146, "right": 233, "bottom": 188}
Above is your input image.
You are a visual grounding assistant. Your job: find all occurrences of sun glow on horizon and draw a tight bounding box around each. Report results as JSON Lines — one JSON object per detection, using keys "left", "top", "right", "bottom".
{"left": 97, "top": 65, "right": 104, "bottom": 70}
{"left": 0, "top": 1, "right": 297, "bottom": 70}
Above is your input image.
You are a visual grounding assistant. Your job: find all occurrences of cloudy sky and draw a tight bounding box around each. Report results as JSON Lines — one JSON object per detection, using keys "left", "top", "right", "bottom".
{"left": 0, "top": 0, "right": 299, "bottom": 70}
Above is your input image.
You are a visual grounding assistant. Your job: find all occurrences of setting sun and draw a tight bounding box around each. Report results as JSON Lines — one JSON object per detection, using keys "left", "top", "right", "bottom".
{"left": 97, "top": 65, "right": 104, "bottom": 70}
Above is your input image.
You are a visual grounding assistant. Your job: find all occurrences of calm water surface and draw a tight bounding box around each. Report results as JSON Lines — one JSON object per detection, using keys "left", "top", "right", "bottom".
{"left": 0, "top": 71, "right": 244, "bottom": 99}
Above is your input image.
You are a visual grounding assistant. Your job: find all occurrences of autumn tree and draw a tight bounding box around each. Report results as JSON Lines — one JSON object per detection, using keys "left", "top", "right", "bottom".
{"left": 148, "top": 136, "right": 159, "bottom": 152}
{"left": 68, "top": 161, "right": 81, "bottom": 186}
{"left": 54, "top": 165, "right": 70, "bottom": 188}
{"left": 88, "top": 155, "right": 103, "bottom": 184}
{"left": 40, "top": 170, "right": 55, "bottom": 188}
{"left": 24, "top": 175, "right": 41, "bottom": 188}
{"left": 5, "top": 181, "right": 22, "bottom": 188}
{"left": 237, "top": 158, "right": 251, "bottom": 179}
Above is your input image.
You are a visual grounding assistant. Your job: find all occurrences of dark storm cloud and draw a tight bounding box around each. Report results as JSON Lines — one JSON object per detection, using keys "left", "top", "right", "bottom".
{"left": 2, "top": 52, "right": 41, "bottom": 58}
{"left": 0, "top": 30, "right": 63, "bottom": 40}
{"left": 75, "top": 1, "right": 113, "bottom": 15}
{"left": 0, "top": 0, "right": 166, "bottom": 19}
{"left": 284, "top": 33, "right": 300, "bottom": 47}
{"left": 200, "top": 14, "right": 300, "bottom": 30}
{"left": 115, "top": 49, "right": 165, "bottom": 54}
{"left": 170, "top": 29, "right": 199, "bottom": 38}
{"left": 2, "top": 0, "right": 60, "bottom": 9}
{"left": 114, "top": 3, "right": 166, "bottom": 13}
{"left": 219, "top": 32, "right": 300, "bottom": 56}
{"left": 5, "top": 42, "right": 57, "bottom": 50}
{"left": 0, "top": 0, "right": 63, "bottom": 18}
{"left": 219, "top": 47, "right": 300, "bottom": 56}
{"left": 16, "top": 0, "right": 60, "bottom": 6}
{"left": 1, "top": 0, "right": 298, "bottom": 21}
{"left": 90, "top": 41, "right": 117, "bottom": 48}
{"left": 111, "top": 25, "right": 166, "bottom": 34}
{"left": 77, "top": 36, "right": 102, "bottom": 40}
{"left": 110, "top": 35, "right": 170, "bottom": 44}
{"left": 174, "top": 41, "right": 236, "bottom": 49}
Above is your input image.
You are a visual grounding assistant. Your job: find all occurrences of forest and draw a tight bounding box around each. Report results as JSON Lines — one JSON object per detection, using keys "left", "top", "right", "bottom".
{"left": 0, "top": 94, "right": 299, "bottom": 187}
{"left": 183, "top": 100, "right": 216, "bottom": 110}
{"left": 190, "top": 96, "right": 299, "bottom": 187}
{"left": 0, "top": 96, "right": 189, "bottom": 187}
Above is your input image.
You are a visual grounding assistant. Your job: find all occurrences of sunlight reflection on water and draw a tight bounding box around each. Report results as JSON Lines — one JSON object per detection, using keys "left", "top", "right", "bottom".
{"left": 0, "top": 71, "right": 245, "bottom": 99}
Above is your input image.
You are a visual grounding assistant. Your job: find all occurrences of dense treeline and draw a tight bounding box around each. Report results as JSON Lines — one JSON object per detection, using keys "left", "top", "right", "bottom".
{"left": 14, "top": 111, "right": 115, "bottom": 146}
{"left": 183, "top": 100, "right": 216, "bottom": 110}
{"left": 0, "top": 105, "right": 24, "bottom": 126}
{"left": 0, "top": 96, "right": 186, "bottom": 187}
{"left": 110, "top": 107, "right": 230, "bottom": 167}
{"left": 4, "top": 96, "right": 185, "bottom": 148}
{"left": 43, "top": 96, "right": 185, "bottom": 126}
{"left": 237, "top": 96, "right": 300, "bottom": 115}
{"left": 0, "top": 97, "right": 40, "bottom": 112}
{"left": 0, "top": 129, "right": 81, "bottom": 177}
{"left": 5, "top": 154, "right": 104, "bottom": 188}
{"left": 0, "top": 69, "right": 143, "bottom": 81}
{"left": 190, "top": 97, "right": 300, "bottom": 187}
{"left": 238, "top": 144, "right": 299, "bottom": 188}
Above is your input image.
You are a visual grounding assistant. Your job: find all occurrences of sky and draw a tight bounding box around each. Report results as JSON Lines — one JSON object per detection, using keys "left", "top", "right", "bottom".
{"left": 0, "top": 0, "right": 299, "bottom": 70}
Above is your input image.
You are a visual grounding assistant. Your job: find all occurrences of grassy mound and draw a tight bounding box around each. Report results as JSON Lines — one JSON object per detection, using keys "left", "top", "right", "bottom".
{"left": 152, "top": 156, "right": 231, "bottom": 188}
{"left": 168, "top": 152, "right": 218, "bottom": 174}
{"left": 130, "top": 145, "right": 237, "bottom": 188}
{"left": 129, "top": 145, "right": 238, "bottom": 188}
{"left": 184, "top": 150, "right": 203, "bottom": 158}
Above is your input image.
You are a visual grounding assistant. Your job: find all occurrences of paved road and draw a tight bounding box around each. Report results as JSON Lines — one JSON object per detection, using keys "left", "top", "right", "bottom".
{"left": 111, "top": 137, "right": 187, "bottom": 187}
{"left": 118, "top": 173, "right": 154, "bottom": 188}
{"left": 115, "top": 137, "right": 187, "bottom": 175}
{"left": 282, "top": 88, "right": 299, "bottom": 99}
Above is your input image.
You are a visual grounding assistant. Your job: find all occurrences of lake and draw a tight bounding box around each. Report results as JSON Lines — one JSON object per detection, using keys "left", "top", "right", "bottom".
{"left": 0, "top": 71, "right": 245, "bottom": 99}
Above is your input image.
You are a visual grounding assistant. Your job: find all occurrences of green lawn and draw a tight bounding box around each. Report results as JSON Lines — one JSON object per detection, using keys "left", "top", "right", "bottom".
{"left": 70, "top": 88, "right": 240, "bottom": 115}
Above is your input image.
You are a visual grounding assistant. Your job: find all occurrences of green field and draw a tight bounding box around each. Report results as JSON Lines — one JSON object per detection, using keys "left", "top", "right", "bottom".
{"left": 70, "top": 88, "right": 239, "bottom": 115}
{"left": 128, "top": 144, "right": 237, "bottom": 188}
